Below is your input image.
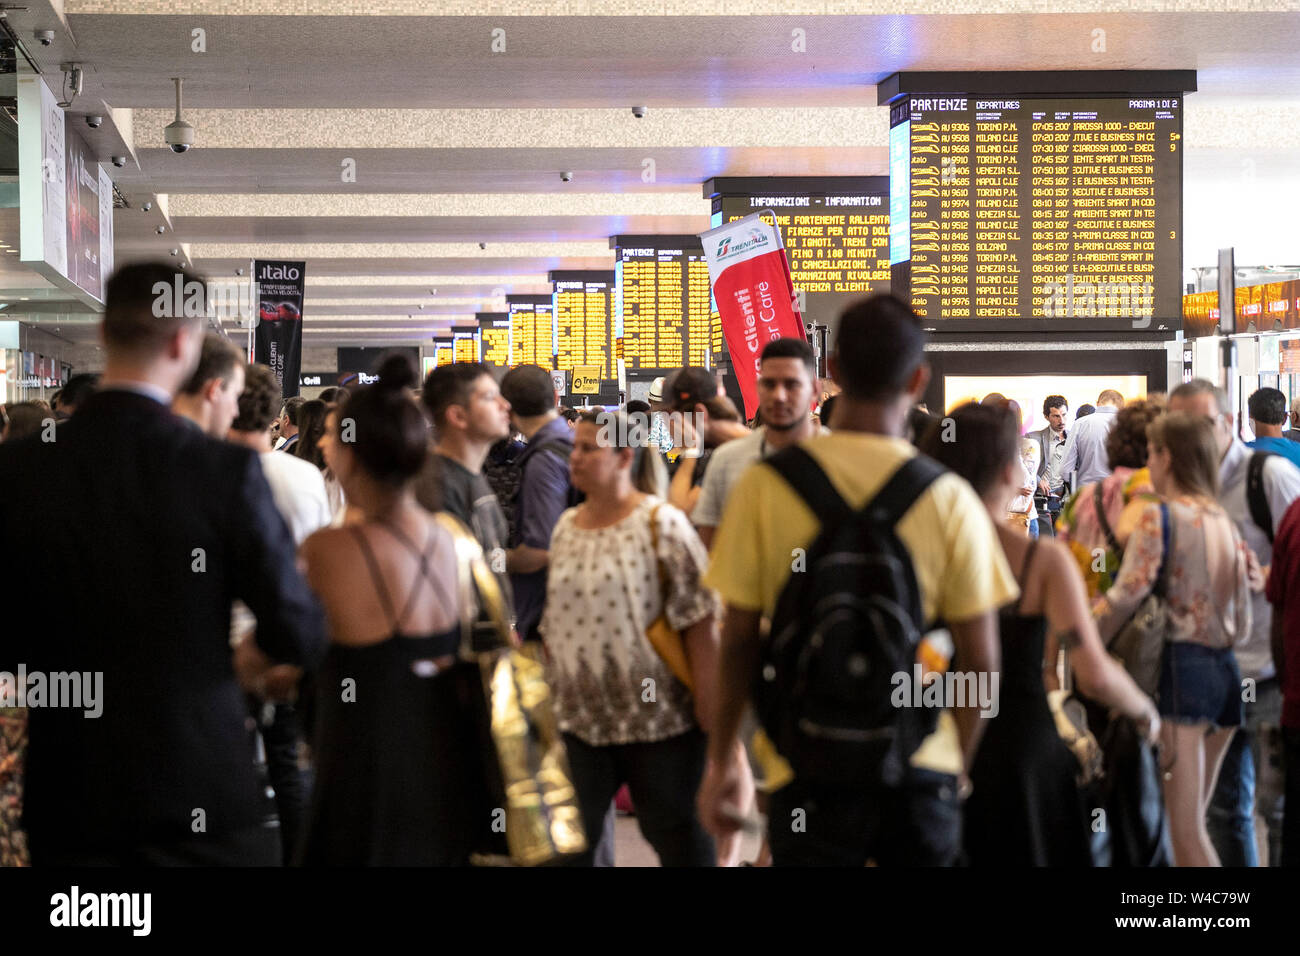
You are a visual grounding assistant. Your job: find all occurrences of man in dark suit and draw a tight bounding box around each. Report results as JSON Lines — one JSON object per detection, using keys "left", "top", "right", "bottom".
{"left": 0, "top": 261, "right": 326, "bottom": 866}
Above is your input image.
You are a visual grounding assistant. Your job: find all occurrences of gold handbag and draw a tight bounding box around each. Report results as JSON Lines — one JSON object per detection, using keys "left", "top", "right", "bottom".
{"left": 645, "top": 503, "right": 693, "bottom": 688}
{"left": 435, "top": 513, "right": 587, "bottom": 866}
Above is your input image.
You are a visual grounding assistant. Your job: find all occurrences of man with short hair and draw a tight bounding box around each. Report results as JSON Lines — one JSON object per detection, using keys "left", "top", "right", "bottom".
{"left": 173, "top": 333, "right": 246, "bottom": 439}
{"left": 225, "top": 361, "right": 331, "bottom": 865}
{"left": 1030, "top": 395, "right": 1070, "bottom": 536}
{"left": 1170, "top": 378, "right": 1300, "bottom": 866}
{"left": 275, "top": 396, "right": 305, "bottom": 452}
{"left": 0, "top": 261, "right": 325, "bottom": 866}
{"left": 698, "top": 294, "right": 1014, "bottom": 866}
{"left": 415, "top": 362, "right": 514, "bottom": 628}
{"left": 693, "top": 338, "right": 821, "bottom": 550}
{"left": 499, "top": 363, "right": 573, "bottom": 645}
{"left": 1247, "top": 386, "right": 1300, "bottom": 470}
{"left": 1050, "top": 388, "right": 1123, "bottom": 489}
{"left": 54, "top": 373, "right": 99, "bottom": 421}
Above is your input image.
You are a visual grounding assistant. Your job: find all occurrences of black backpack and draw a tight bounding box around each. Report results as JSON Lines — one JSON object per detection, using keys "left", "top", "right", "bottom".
{"left": 757, "top": 446, "right": 945, "bottom": 789}
{"left": 1247, "top": 450, "right": 1276, "bottom": 543}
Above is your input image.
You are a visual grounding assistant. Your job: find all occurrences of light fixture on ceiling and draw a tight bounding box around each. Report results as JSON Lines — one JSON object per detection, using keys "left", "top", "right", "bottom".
{"left": 164, "top": 77, "right": 194, "bottom": 153}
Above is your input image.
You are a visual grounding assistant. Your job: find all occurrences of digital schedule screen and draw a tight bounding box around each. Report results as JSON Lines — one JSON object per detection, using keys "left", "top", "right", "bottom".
{"left": 612, "top": 237, "right": 714, "bottom": 373}
{"left": 433, "top": 337, "right": 454, "bottom": 368}
{"left": 453, "top": 330, "right": 479, "bottom": 363}
{"left": 707, "top": 178, "right": 891, "bottom": 333}
{"left": 888, "top": 93, "right": 1183, "bottom": 327}
{"left": 551, "top": 271, "right": 614, "bottom": 379}
{"left": 477, "top": 313, "right": 511, "bottom": 367}
{"left": 507, "top": 296, "right": 555, "bottom": 368}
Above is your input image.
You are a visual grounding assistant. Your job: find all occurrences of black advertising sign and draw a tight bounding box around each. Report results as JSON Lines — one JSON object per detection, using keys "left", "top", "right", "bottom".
{"left": 254, "top": 260, "right": 306, "bottom": 398}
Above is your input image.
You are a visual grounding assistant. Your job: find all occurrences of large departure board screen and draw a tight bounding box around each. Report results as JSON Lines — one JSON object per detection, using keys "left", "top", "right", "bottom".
{"left": 612, "top": 236, "right": 714, "bottom": 373}
{"left": 551, "top": 271, "right": 614, "bottom": 379}
{"left": 888, "top": 94, "right": 1182, "bottom": 328}
{"left": 507, "top": 296, "right": 555, "bottom": 368}
{"left": 477, "top": 313, "right": 511, "bottom": 367}
{"left": 707, "top": 178, "right": 890, "bottom": 332}
{"left": 433, "top": 337, "right": 454, "bottom": 368}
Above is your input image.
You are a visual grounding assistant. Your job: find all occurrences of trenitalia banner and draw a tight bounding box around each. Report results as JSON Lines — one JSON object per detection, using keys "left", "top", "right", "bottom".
{"left": 254, "top": 260, "right": 306, "bottom": 399}
{"left": 699, "top": 212, "right": 805, "bottom": 418}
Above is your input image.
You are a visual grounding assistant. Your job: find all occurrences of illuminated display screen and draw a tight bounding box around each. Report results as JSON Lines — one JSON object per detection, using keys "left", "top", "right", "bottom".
{"left": 551, "top": 271, "right": 614, "bottom": 379}
{"left": 612, "top": 237, "right": 715, "bottom": 372}
{"left": 433, "top": 338, "right": 454, "bottom": 368}
{"left": 507, "top": 296, "right": 555, "bottom": 368}
{"left": 709, "top": 178, "right": 891, "bottom": 333}
{"left": 453, "top": 331, "right": 479, "bottom": 363}
{"left": 477, "top": 313, "right": 511, "bottom": 367}
{"left": 888, "top": 94, "right": 1183, "bottom": 326}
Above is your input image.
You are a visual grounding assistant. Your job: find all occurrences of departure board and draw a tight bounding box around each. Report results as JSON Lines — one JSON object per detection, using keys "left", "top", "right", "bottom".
{"left": 888, "top": 93, "right": 1182, "bottom": 327}
{"left": 453, "top": 329, "right": 479, "bottom": 363}
{"left": 507, "top": 296, "right": 555, "bottom": 368}
{"left": 433, "top": 337, "right": 454, "bottom": 368}
{"left": 611, "top": 236, "right": 715, "bottom": 373}
{"left": 550, "top": 271, "right": 614, "bottom": 379}
{"left": 707, "top": 177, "right": 891, "bottom": 333}
{"left": 477, "top": 313, "right": 511, "bottom": 367}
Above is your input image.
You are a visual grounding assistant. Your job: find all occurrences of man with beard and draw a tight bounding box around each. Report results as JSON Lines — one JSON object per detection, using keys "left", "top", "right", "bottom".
{"left": 692, "top": 338, "right": 821, "bottom": 550}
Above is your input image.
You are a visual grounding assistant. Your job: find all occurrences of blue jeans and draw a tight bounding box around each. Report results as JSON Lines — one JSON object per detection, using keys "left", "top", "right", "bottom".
{"left": 1208, "top": 677, "right": 1284, "bottom": 866}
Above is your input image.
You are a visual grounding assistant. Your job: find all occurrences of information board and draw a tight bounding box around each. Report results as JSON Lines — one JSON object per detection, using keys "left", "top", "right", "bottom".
{"left": 453, "top": 329, "right": 479, "bottom": 363}
{"left": 706, "top": 178, "right": 890, "bottom": 332}
{"left": 477, "top": 313, "right": 511, "bottom": 367}
{"left": 433, "top": 337, "right": 454, "bottom": 368}
{"left": 507, "top": 296, "right": 555, "bottom": 368}
{"left": 888, "top": 93, "right": 1183, "bottom": 328}
{"left": 550, "top": 271, "right": 614, "bottom": 379}
{"left": 611, "top": 236, "right": 715, "bottom": 373}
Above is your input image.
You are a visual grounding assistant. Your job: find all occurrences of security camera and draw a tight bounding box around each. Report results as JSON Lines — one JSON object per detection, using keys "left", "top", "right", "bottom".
{"left": 631, "top": 105, "right": 647, "bottom": 119}
{"left": 156, "top": 225, "right": 165, "bottom": 234}
{"left": 478, "top": 242, "right": 486, "bottom": 250}
{"left": 164, "top": 77, "right": 194, "bottom": 153}
{"left": 235, "top": 268, "right": 243, "bottom": 276}
{"left": 111, "top": 155, "right": 126, "bottom": 168}
{"left": 142, "top": 201, "right": 153, "bottom": 212}
{"left": 169, "top": 248, "right": 179, "bottom": 256}
{"left": 86, "top": 114, "right": 103, "bottom": 129}
{"left": 34, "top": 30, "right": 54, "bottom": 47}
{"left": 560, "top": 171, "right": 573, "bottom": 182}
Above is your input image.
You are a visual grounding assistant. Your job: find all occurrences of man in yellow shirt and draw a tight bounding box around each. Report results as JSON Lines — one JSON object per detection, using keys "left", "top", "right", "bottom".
{"left": 697, "top": 294, "right": 1018, "bottom": 866}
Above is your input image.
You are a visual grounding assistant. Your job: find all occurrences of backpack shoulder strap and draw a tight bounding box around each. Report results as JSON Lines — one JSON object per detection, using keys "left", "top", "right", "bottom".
{"left": 1092, "top": 481, "right": 1123, "bottom": 558}
{"left": 867, "top": 454, "right": 946, "bottom": 530}
{"left": 1247, "top": 451, "right": 1276, "bottom": 543}
{"left": 765, "top": 445, "right": 851, "bottom": 527}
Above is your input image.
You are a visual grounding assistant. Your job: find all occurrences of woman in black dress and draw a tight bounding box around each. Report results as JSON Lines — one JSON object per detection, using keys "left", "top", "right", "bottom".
{"left": 922, "top": 402, "right": 1159, "bottom": 865}
{"left": 297, "top": 356, "right": 498, "bottom": 865}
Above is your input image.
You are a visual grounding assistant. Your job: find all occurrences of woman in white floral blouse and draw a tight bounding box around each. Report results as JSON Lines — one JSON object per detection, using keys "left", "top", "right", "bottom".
{"left": 541, "top": 409, "right": 722, "bottom": 866}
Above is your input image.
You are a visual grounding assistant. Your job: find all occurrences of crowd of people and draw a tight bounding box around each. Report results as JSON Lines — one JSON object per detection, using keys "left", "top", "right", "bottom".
{"left": 1, "top": 259, "right": 1299, "bottom": 867}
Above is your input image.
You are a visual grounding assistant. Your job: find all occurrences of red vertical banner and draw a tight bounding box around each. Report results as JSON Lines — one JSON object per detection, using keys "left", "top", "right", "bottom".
{"left": 700, "top": 212, "right": 805, "bottom": 418}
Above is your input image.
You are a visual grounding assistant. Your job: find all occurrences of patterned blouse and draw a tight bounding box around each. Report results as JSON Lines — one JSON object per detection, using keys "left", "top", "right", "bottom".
{"left": 1094, "top": 497, "right": 1252, "bottom": 650}
{"left": 540, "top": 496, "right": 720, "bottom": 747}
{"left": 1058, "top": 467, "right": 1157, "bottom": 598}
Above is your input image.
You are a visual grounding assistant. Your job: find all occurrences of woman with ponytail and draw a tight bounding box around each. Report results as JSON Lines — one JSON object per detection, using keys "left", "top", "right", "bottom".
{"left": 539, "top": 409, "right": 725, "bottom": 866}
{"left": 297, "top": 355, "right": 495, "bottom": 864}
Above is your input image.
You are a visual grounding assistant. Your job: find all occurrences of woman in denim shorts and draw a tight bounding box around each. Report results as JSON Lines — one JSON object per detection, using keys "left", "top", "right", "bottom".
{"left": 1096, "top": 412, "right": 1252, "bottom": 866}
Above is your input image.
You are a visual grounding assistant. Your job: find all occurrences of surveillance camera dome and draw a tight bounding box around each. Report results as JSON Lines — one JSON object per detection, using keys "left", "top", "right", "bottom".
{"left": 34, "top": 30, "right": 54, "bottom": 47}
{"left": 111, "top": 155, "right": 126, "bottom": 168}
{"left": 631, "top": 105, "right": 647, "bottom": 119}
{"left": 156, "top": 225, "right": 165, "bottom": 234}
{"left": 165, "top": 119, "right": 194, "bottom": 153}
{"left": 560, "top": 171, "right": 573, "bottom": 182}
{"left": 86, "top": 115, "right": 104, "bottom": 129}
{"left": 478, "top": 242, "right": 486, "bottom": 250}
{"left": 235, "top": 268, "right": 243, "bottom": 276}
{"left": 169, "top": 248, "right": 179, "bottom": 256}
{"left": 142, "top": 201, "right": 153, "bottom": 212}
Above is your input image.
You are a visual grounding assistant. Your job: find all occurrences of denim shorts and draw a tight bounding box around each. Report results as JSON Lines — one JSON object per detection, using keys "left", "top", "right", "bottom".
{"left": 1158, "top": 642, "right": 1244, "bottom": 729}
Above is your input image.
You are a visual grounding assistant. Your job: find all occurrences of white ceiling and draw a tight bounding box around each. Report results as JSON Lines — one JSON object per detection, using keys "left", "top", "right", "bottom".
{"left": 3, "top": 3, "right": 1298, "bottom": 346}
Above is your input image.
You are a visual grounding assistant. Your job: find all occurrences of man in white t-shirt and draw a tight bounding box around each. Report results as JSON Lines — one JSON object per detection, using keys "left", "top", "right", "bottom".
{"left": 693, "top": 338, "right": 821, "bottom": 550}
{"left": 226, "top": 362, "right": 331, "bottom": 865}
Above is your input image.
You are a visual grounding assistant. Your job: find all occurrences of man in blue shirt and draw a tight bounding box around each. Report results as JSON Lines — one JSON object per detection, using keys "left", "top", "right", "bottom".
{"left": 1247, "top": 386, "right": 1300, "bottom": 471}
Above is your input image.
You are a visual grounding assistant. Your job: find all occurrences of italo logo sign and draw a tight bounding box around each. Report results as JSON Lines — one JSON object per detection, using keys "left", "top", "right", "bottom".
{"left": 716, "top": 228, "right": 769, "bottom": 260}
{"left": 258, "top": 263, "right": 300, "bottom": 281}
